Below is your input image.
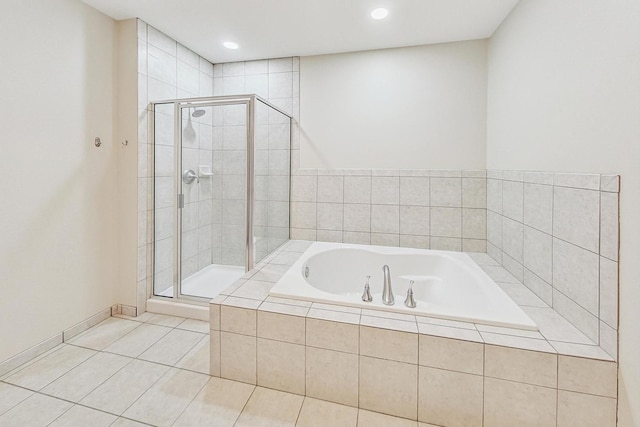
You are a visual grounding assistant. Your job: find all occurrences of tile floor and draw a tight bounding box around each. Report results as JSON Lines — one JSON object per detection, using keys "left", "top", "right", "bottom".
{"left": 0, "top": 313, "right": 438, "bottom": 427}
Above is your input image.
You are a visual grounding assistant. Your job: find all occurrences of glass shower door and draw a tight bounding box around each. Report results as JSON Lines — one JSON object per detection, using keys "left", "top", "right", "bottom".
{"left": 178, "top": 102, "right": 248, "bottom": 299}
{"left": 253, "top": 99, "right": 290, "bottom": 264}
{"left": 152, "top": 95, "right": 291, "bottom": 302}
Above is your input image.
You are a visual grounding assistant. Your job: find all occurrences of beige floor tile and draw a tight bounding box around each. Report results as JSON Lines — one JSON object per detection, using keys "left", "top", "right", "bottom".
{"left": 234, "top": 387, "right": 304, "bottom": 427}
{"left": 48, "top": 404, "right": 117, "bottom": 426}
{"left": 356, "top": 409, "right": 418, "bottom": 427}
{"left": 68, "top": 318, "right": 141, "bottom": 350}
{"left": 122, "top": 367, "right": 210, "bottom": 426}
{"left": 177, "top": 318, "right": 211, "bottom": 334}
{"left": 0, "top": 344, "right": 65, "bottom": 381}
{"left": 40, "top": 352, "right": 131, "bottom": 402}
{"left": 296, "top": 397, "right": 358, "bottom": 427}
{"left": 0, "top": 393, "right": 72, "bottom": 426}
{"left": 131, "top": 311, "right": 157, "bottom": 322}
{"left": 110, "top": 417, "right": 149, "bottom": 426}
{"left": 5, "top": 344, "right": 96, "bottom": 391}
{"left": 80, "top": 359, "right": 170, "bottom": 415}
{"left": 103, "top": 323, "right": 172, "bottom": 357}
{"left": 176, "top": 335, "right": 210, "bottom": 374}
{"left": 138, "top": 328, "right": 205, "bottom": 366}
{"left": 0, "top": 382, "right": 34, "bottom": 416}
{"left": 114, "top": 312, "right": 155, "bottom": 323}
{"left": 145, "top": 313, "right": 187, "bottom": 327}
{"left": 173, "top": 377, "right": 255, "bottom": 426}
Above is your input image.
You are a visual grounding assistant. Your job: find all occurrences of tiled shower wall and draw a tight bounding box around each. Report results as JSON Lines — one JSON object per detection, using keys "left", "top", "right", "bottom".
{"left": 211, "top": 58, "right": 298, "bottom": 265}
{"left": 137, "top": 20, "right": 299, "bottom": 307}
{"left": 486, "top": 170, "right": 619, "bottom": 358}
{"left": 212, "top": 56, "right": 300, "bottom": 169}
{"left": 137, "top": 20, "right": 216, "bottom": 301}
{"left": 290, "top": 169, "right": 488, "bottom": 252}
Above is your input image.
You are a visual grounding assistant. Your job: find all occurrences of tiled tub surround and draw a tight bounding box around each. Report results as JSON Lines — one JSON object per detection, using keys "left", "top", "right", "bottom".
{"left": 290, "top": 169, "right": 488, "bottom": 252}
{"left": 210, "top": 240, "right": 618, "bottom": 427}
{"left": 486, "top": 171, "right": 619, "bottom": 359}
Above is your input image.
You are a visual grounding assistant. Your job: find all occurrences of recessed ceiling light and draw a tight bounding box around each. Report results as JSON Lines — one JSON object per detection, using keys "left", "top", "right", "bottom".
{"left": 223, "top": 41, "right": 239, "bottom": 49}
{"left": 370, "top": 7, "right": 389, "bottom": 20}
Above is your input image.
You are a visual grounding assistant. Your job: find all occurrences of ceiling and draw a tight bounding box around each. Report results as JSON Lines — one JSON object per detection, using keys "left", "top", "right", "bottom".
{"left": 82, "top": 0, "right": 520, "bottom": 63}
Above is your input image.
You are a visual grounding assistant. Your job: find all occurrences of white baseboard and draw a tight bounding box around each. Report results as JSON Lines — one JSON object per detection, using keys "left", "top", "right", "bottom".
{"left": 0, "top": 306, "right": 114, "bottom": 378}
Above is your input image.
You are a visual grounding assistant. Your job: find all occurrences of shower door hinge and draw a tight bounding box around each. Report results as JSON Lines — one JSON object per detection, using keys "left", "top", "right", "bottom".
{"left": 178, "top": 194, "right": 184, "bottom": 209}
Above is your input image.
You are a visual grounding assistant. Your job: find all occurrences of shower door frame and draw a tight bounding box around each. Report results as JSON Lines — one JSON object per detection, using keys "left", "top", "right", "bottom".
{"left": 150, "top": 94, "right": 292, "bottom": 303}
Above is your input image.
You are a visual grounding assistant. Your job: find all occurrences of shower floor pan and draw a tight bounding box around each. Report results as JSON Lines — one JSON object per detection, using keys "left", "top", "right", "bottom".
{"left": 158, "top": 264, "right": 244, "bottom": 299}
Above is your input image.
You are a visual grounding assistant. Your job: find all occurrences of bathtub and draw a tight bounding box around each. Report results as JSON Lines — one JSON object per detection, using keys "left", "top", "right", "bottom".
{"left": 269, "top": 242, "right": 537, "bottom": 331}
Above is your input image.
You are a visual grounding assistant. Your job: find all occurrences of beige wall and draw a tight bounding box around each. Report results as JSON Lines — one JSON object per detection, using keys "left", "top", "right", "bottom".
{"left": 299, "top": 40, "right": 488, "bottom": 169}
{"left": 486, "top": 1, "right": 640, "bottom": 425}
{"left": 0, "top": 0, "right": 119, "bottom": 362}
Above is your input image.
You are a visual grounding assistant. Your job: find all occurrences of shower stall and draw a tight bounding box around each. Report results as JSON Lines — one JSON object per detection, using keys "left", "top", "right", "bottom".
{"left": 150, "top": 95, "right": 291, "bottom": 301}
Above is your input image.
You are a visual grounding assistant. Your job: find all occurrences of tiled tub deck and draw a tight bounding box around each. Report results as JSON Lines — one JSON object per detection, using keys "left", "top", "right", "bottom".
{"left": 210, "top": 240, "right": 618, "bottom": 427}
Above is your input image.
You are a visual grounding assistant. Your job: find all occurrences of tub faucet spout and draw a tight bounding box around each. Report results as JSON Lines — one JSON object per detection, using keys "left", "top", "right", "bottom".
{"left": 382, "top": 265, "right": 394, "bottom": 305}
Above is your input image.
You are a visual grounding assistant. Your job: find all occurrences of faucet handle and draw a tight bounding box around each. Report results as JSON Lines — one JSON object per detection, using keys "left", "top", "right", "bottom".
{"left": 362, "top": 275, "right": 373, "bottom": 302}
{"left": 404, "top": 280, "right": 416, "bottom": 308}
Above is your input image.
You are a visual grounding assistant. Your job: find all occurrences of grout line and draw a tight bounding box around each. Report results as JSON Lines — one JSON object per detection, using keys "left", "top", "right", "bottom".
{"left": 482, "top": 344, "right": 486, "bottom": 425}
{"left": 293, "top": 396, "right": 305, "bottom": 426}
{"left": 233, "top": 386, "right": 257, "bottom": 427}
{"left": 171, "top": 369, "right": 210, "bottom": 425}
{"left": 597, "top": 190, "right": 602, "bottom": 347}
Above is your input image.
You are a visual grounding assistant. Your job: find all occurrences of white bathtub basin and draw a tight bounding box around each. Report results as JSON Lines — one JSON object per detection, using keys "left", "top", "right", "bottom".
{"left": 270, "top": 242, "right": 537, "bottom": 330}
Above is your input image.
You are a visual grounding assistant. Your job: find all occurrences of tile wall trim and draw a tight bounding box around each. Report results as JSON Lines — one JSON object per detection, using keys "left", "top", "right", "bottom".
{"left": 62, "top": 307, "right": 112, "bottom": 342}
{"left": 0, "top": 305, "right": 116, "bottom": 378}
{"left": 0, "top": 334, "right": 63, "bottom": 378}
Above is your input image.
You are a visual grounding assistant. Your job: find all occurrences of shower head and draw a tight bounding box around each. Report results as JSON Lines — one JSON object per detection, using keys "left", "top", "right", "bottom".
{"left": 192, "top": 108, "right": 206, "bottom": 118}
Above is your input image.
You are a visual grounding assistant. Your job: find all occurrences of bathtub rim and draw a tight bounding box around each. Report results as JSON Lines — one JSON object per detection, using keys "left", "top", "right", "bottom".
{"left": 269, "top": 241, "right": 539, "bottom": 331}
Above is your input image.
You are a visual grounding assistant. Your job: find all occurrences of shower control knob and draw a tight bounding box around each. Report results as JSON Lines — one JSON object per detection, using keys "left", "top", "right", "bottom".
{"left": 182, "top": 169, "right": 199, "bottom": 184}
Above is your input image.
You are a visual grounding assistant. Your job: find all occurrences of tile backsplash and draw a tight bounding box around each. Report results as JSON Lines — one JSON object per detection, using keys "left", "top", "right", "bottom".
{"left": 486, "top": 170, "right": 619, "bottom": 358}
{"left": 290, "top": 169, "right": 487, "bottom": 253}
